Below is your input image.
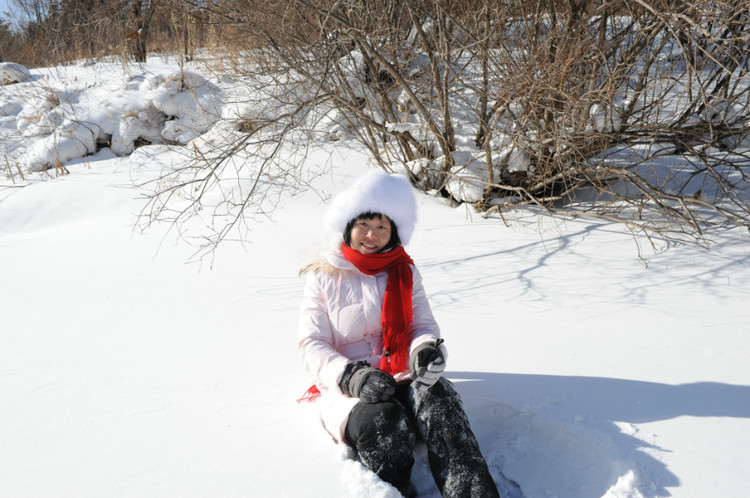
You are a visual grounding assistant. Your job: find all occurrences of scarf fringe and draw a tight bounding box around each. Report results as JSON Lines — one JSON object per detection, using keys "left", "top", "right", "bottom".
{"left": 297, "top": 385, "right": 321, "bottom": 403}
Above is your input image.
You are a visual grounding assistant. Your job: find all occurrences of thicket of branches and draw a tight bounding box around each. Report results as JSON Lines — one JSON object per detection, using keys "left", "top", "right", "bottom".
{"left": 244, "top": 1, "right": 750, "bottom": 241}
{"left": 154, "top": 0, "right": 746, "bottom": 248}
{"left": 4, "top": 0, "right": 749, "bottom": 250}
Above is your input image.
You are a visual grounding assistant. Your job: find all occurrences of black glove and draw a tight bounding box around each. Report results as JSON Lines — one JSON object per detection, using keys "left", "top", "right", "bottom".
{"left": 340, "top": 361, "right": 397, "bottom": 403}
{"left": 409, "top": 339, "right": 445, "bottom": 392}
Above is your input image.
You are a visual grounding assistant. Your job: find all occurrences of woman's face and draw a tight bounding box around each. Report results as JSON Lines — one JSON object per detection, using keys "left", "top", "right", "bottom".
{"left": 349, "top": 215, "right": 393, "bottom": 254}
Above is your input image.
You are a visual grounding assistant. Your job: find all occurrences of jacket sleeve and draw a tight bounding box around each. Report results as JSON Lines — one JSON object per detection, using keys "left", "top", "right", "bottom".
{"left": 408, "top": 266, "right": 448, "bottom": 361}
{"left": 297, "top": 271, "right": 351, "bottom": 395}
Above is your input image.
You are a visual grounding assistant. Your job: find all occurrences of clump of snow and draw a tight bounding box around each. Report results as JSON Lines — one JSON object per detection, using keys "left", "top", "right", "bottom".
{"left": 336, "top": 51, "right": 375, "bottom": 102}
{"left": 338, "top": 446, "right": 405, "bottom": 498}
{"left": 602, "top": 470, "right": 645, "bottom": 498}
{"left": 386, "top": 122, "right": 422, "bottom": 134}
{"left": 590, "top": 103, "right": 622, "bottom": 134}
{"left": 0, "top": 62, "right": 32, "bottom": 85}
{"left": 442, "top": 151, "right": 492, "bottom": 203}
{"left": 24, "top": 120, "right": 100, "bottom": 171}
{"left": 445, "top": 168, "right": 485, "bottom": 203}
{"left": 493, "top": 141, "right": 532, "bottom": 174}
{"left": 149, "top": 70, "right": 223, "bottom": 144}
{"left": 111, "top": 107, "right": 166, "bottom": 156}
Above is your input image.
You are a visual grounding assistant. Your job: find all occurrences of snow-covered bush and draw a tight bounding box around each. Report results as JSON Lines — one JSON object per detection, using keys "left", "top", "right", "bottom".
{"left": 111, "top": 107, "right": 167, "bottom": 156}
{"left": 24, "top": 120, "right": 99, "bottom": 172}
{"left": 149, "top": 71, "right": 223, "bottom": 144}
{"left": 0, "top": 66, "right": 232, "bottom": 173}
{"left": 445, "top": 169, "right": 485, "bottom": 204}
{"left": 106, "top": 70, "right": 224, "bottom": 153}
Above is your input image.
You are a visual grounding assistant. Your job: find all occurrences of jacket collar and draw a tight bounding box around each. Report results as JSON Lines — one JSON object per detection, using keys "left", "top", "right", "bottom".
{"left": 326, "top": 249, "right": 355, "bottom": 270}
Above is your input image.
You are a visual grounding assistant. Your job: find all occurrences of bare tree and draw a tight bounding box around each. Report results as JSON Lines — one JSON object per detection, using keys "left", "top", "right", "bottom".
{"left": 129, "top": 0, "right": 155, "bottom": 62}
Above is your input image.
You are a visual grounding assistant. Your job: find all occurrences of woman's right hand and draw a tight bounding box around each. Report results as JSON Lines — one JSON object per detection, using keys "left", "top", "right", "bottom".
{"left": 340, "top": 362, "right": 397, "bottom": 403}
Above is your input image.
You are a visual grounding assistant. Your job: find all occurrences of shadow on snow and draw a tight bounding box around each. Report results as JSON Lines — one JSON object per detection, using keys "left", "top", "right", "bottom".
{"left": 449, "top": 371, "right": 750, "bottom": 498}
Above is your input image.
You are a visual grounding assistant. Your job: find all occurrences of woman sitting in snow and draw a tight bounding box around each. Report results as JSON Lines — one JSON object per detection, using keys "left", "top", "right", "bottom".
{"left": 298, "top": 170, "right": 499, "bottom": 497}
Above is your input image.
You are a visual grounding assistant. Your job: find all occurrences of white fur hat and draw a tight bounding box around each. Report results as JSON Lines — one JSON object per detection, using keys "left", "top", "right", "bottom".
{"left": 324, "top": 169, "right": 418, "bottom": 245}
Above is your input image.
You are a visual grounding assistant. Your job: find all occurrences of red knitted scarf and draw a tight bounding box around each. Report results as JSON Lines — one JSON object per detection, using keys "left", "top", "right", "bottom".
{"left": 341, "top": 242, "right": 414, "bottom": 374}
{"left": 297, "top": 244, "right": 414, "bottom": 403}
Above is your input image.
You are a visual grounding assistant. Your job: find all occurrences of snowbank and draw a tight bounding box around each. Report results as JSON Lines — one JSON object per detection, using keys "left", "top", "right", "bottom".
{"left": 1, "top": 62, "right": 225, "bottom": 172}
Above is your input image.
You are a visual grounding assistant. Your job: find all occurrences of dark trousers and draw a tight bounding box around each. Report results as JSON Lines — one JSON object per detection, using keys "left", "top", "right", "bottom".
{"left": 344, "top": 377, "right": 500, "bottom": 498}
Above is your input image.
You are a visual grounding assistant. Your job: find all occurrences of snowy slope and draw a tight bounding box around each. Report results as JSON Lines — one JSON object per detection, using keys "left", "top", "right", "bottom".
{"left": 2, "top": 57, "right": 750, "bottom": 498}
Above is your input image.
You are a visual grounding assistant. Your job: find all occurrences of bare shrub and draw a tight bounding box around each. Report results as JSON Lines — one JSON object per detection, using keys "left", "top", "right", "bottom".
{"left": 136, "top": 0, "right": 750, "bottom": 253}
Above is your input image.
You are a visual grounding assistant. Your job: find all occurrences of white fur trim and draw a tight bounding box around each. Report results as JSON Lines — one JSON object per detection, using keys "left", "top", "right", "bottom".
{"left": 324, "top": 169, "right": 418, "bottom": 245}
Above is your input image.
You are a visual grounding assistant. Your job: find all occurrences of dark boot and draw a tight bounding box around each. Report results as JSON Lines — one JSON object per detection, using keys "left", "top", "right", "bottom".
{"left": 345, "top": 399, "right": 417, "bottom": 496}
{"left": 408, "top": 377, "right": 500, "bottom": 498}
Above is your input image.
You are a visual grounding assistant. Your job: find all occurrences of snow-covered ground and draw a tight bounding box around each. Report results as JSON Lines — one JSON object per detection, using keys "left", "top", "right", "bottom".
{"left": 2, "top": 57, "right": 749, "bottom": 498}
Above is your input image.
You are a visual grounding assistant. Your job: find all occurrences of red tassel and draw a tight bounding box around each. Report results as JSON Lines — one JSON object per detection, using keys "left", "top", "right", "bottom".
{"left": 297, "top": 384, "right": 321, "bottom": 403}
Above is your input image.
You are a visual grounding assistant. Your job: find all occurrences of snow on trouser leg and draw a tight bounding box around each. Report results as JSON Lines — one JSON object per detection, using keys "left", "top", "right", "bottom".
{"left": 409, "top": 377, "right": 500, "bottom": 498}
{"left": 344, "top": 398, "right": 418, "bottom": 497}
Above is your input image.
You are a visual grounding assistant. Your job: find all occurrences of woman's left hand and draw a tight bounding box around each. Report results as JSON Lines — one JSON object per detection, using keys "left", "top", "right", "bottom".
{"left": 409, "top": 340, "right": 446, "bottom": 392}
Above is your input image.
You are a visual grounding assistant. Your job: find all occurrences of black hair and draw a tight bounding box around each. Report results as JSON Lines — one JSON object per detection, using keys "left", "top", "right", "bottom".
{"left": 343, "top": 211, "right": 401, "bottom": 252}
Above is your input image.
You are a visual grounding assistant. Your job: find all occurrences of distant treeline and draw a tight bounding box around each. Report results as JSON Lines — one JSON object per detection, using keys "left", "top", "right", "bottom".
{"left": 1, "top": 0, "right": 217, "bottom": 66}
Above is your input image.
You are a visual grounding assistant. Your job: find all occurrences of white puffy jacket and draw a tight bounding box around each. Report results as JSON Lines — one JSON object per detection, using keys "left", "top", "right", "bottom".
{"left": 298, "top": 249, "right": 443, "bottom": 443}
